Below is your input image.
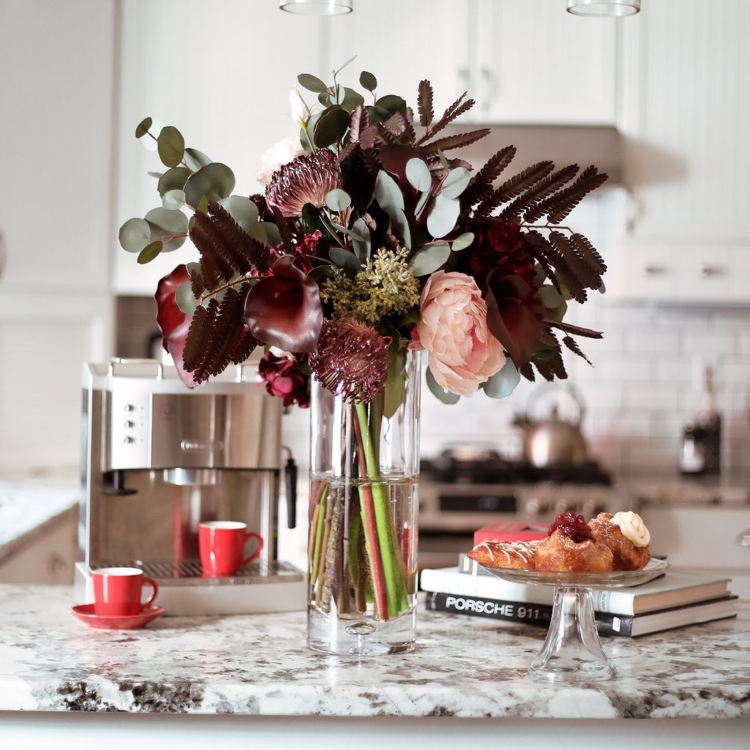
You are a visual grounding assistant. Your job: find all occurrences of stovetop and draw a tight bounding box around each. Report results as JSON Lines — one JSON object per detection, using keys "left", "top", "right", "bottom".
{"left": 420, "top": 455, "right": 612, "bottom": 486}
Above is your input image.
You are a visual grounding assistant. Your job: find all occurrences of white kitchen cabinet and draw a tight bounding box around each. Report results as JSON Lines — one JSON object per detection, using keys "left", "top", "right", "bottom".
{"left": 609, "top": 0, "right": 750, "bottom": 303}
{"left": 0, "top": 0, "right": 116, "bottom": 471}
{"left": 114, "top": 0, "right": 328, "bottom": 295}
{"left": 324, "top": 0, "right": 616, "bottom": 127}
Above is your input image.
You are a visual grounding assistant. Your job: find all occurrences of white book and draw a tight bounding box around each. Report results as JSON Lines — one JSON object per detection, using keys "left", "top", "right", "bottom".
{"left": 420, "top": 566, "right": 732, "bottom": 616}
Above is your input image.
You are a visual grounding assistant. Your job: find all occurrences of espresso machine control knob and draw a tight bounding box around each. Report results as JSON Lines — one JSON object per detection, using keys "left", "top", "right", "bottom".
{"left": 554, "top": 498, "right": 572, "bottom": 515}
{"left": 525, "top": 498, "right": 547, "bottom": 517}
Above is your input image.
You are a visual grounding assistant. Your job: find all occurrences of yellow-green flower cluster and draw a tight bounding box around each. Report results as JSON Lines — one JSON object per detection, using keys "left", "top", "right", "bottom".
{"left": 322, "top": 247, "right": 421, "bottom": 325}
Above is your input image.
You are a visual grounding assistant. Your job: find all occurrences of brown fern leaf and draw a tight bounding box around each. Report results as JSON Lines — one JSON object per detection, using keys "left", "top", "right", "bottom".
{"left": 359, "top": 123, "right": 380, "bottom": 150}
{"left": 417, "top": 93, "right": 475, "bottom": 144}
{"left": 422, "top": 128, "right": 490, "bottom": 156}
{"left": 501, "top": 165, "right": 580, "bottom": 222}
{"left": 383, "top": 112, "right": 406, "bottom": 137}
{"left": 417, "top": 80, "right": 434, "bottom": 127}
{"left": 359, "top": 147, "right": 381, "bottom": 176}
{"left": 462, "top": 145, "right": 517, "bottom": 207}
{"left": 189, "top": 266, "right": 205, "bottom": 298}
{"left": 539, "top": 327, "right": 561, "bottom": 349}
{"left": 563, "top": 335, "right": 592, "bottom": 366}
{"left": 403, "top": 107, "right": 417, "bottom": 143}
{"left": 230, "top": 329, "right": 258, "bottom": 365}
{"left": 534, "top": 349, "right": 567, "bottom": 382}
{"left": 546, "top": 318, "right": 603, "bottom": 339}
{"left": 183, "top": 299, "right": 218, "bottom": 374}
{"left": 534, "top": 166, "right": 608, "bottom": 224}
{"left": 523, "top": 235, "right": 561, "bottom": 293}
{"left": 338, "top": 141, "right": 357, "bottom": 163}
{"left": 519, "top": 362, "right": 536, "bottom": 382}
{"left": 571, "top": 233, "right": 607, "bottom": 275}
{"left": 349, "top": 105, "right": 367, "bottom": 143}
{"left": 475, "top": 161, "right": 554, "bottom": 218}
{"left": 272, "top": 208, "right": 296, "bottom": 255}
{"left": 549, "top": 231, "right": 602, "bottom": 290}
{"left": 525, "top": 230, "right": 586, "bottom": 303}
{"left": 197, "top": 288, "right": 247, "bottom": 382}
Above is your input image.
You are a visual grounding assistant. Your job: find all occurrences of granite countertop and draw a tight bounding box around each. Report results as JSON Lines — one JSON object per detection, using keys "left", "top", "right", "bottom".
{"left": 0, "top": 585, "right": 748, "bottom": 718}
{"left": 0, "top": 476, "right": 80, "bottom": 564}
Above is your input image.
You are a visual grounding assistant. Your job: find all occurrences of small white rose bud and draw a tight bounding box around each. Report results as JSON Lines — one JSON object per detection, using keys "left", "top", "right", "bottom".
{"left": 289, "top": 87, "right": 311, "bottom": 124}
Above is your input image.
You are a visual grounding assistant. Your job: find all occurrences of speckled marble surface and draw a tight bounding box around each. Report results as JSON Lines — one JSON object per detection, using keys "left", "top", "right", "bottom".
{"left": 0, "top": 585, "right": 747, "bottom": 718}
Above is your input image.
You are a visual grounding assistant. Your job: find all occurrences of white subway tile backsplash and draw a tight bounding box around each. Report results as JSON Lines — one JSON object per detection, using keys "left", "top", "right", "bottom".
{"left": 624, "top": 331, "right": 681, "bottom": 355}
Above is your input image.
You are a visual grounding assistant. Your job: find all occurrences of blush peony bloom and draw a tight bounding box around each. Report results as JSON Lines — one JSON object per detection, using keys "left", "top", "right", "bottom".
{"left": 411, "top": 271, "right": 506, "bottom": 397}
{"left": 256, "top": 138, "right": 305, "bottom": 186}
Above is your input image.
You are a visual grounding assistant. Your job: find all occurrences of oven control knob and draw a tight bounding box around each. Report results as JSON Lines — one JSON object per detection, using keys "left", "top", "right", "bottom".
{"left": 123, "top": 436, "right": 134, "bottom": 444}
{"left": 554, "top": 498, "right": 572, "bottom": 515}
{"left": 525, "top": 498, "right": 547, "bottom": 517}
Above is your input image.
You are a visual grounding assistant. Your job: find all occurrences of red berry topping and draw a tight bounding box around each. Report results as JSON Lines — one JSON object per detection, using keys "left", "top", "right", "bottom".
{"left": 548, "top": 511, "right": 595, "bottom": 543}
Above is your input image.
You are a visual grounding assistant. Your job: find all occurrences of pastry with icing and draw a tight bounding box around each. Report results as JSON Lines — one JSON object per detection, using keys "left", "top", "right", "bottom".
{"left": 467, "top": 540, "right": 539, "bottom": 569}
{"left": 534, "top": 511, "right": 614, "bottom": 572}
{"left": 588, "top": 511, "right": 651, "bottom": 571}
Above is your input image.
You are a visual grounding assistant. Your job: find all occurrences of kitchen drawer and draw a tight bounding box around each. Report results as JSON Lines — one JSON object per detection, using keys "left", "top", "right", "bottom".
{"left": 609, "top": 244, "right": 679, "bottom": 300}
{"left": 640, "top": 505, "right": 750, "bottom": 569}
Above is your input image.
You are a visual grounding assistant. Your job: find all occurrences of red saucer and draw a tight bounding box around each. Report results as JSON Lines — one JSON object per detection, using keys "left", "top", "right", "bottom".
{"left": 70, "top": 603, "right": 165, "bottom": 630}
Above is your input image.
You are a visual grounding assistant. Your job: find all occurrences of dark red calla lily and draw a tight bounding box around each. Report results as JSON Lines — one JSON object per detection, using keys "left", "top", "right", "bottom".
{"left": 154, "top": 264, "right": 201, "bottom": 388}
{"left": 243, "top": 255, "right": 323, "bottom": 353}
{"left": 379, "top": 145, "right": 429, "bottom": 187}
{"left": 485, "top": 273, "right": 546, "bottom": 368}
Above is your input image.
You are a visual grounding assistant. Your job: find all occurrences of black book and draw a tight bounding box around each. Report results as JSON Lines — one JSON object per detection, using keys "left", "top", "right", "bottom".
{"left": 423, "top": 591, "right": 738, "bottom": 638}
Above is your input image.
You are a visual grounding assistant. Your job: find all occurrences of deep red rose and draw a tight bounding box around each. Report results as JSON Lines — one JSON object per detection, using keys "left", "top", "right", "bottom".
{"left": 270, "top": 230, "right": 324, "bottom": 274}
{"left": 485, "top": 273, "right": 546, "bottom": 368}
{"left": 258, "top": 351, "right": 310, "bottom": 408}
{"left": 243, "top": 255, "right": 323, "bottom": 353}
{"left": 464, "top": 221, "right": 535, "bottom": 292}
{"left": 154, "top": 264, "right": 201, "bottom": 389}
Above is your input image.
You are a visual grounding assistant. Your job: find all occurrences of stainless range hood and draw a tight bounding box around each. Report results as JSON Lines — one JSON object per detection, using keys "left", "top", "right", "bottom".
{"left": 441, "top": 123, "right": 622, "bottom": 185}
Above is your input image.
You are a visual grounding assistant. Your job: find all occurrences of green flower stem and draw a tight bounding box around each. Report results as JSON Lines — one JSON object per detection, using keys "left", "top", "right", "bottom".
{"left": 355, "top": 401, "right": 409, "bottom": 617}
{"left": 310, "top": 486, "right": 328, "bottom": 586}
{"left": 352, "top": 414, "right": 390, "bottom": 620}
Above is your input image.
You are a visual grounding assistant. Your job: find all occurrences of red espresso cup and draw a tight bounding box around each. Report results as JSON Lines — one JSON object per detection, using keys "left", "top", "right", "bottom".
{"left": 199, "top": 521, "right": 264, "bottom": 576}
{"left": 91, "top": 567, "right": 159, "bottom": 617}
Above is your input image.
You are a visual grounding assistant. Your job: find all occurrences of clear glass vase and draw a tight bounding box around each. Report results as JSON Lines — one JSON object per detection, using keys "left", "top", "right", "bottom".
{"left": 307, "top": 348, "right": 421, "bottom": 656}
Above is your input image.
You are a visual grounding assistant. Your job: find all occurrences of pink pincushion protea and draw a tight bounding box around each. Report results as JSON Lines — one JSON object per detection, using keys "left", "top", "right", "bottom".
{"left": 265, "top": 148, "right": 340, "bottom": 218}
{"left": 310, "top": 319, "right": 391, "bottom": 404}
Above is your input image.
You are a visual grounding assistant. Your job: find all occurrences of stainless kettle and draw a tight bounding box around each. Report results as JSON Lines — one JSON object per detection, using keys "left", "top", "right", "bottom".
{"left": 513, "top": 384, "right": 588, "bottom": 467}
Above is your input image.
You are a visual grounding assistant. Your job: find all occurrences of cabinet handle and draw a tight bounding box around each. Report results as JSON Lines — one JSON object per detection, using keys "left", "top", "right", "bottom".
{"left": 737, "top": 529, "right": 750, "bottom": 548}
{"left": 700, "top": 264, "right": 721, "bottom": 278}
{"left": 0, "top": 229, "right": 6, "bottom": 280}
{"left": 644, "top": 264, "right": 664, "bottom": 276}
{"left": 481, "top": 67, "right": 495, "bottom": 112}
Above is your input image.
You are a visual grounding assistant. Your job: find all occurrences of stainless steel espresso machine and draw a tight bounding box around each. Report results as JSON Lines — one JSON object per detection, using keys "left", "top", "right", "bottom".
{"left": 75, "top": 359, "right": 306, "bottom": 615}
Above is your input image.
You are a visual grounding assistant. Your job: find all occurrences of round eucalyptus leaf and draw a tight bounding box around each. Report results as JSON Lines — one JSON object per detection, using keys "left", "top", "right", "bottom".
{"left": 426, "top": 366, "right": 461, "bottom": 405}
{"left": 147, "top": 171, "right": 163, "bottom": 179}
{"left": 329, "top": 246, "right": 363, "bottom": 275}
{"left": 426, "top": 194, "right": 460, "bottom": 239}
{"left": 325, "top": 188, "right": 351, "bottom": 212}
{"left": 451, "top": 232, "right": 475, "bottom": 252}
{"left": 376, "top": 94, "right": 407, "bottom": 116}
{"left": 341, "top": 87, "right": 365, "bottom": 112}
{"left": 360, "top": 71, "right": 377, "bottom": 91}
{"left": 261, "top": 221, "right": 282, "bottom": 248}
{"left": 119, "top": 217, "right": 152, "bottom": 253}
{"left": 248, "top": 222, "right": 267, "bottom": 244}
{"left": 546, "top": 298, "right": 568, "bottom": 322}
{"left": 366, "top": 105, "right": 392, "bottom": 125}
{"left": 392, "top": 207, "right": 412, "bottom": 250}
{"left": 144, "top": 207, "right": 188, "bottom": 252}
{"left": 405, "top": 158, "right": 432, "bottom": 192}
{"left": 374, "top": 170, "right": 405, "bottom": 217}
{"left": 540, "top": 284, "right": 564, "bottom": 309}
{"left": 313, "top": 107, "right": 350, "bottom": 148}
{"left": 408, "top": 241, "right": 450, "bottom": 276}
{"left": 162, "top": 189, "right": 186, "bottom": 210}
{"left": 139, "top": 118, "right": 164, "bottom": 152}
{"left": 184, "top": 163, "right": 236, "bottom": 208}
{"left": 318, "top": 92, "right": 329, "bottom": 106}
{"left": 184, "top": 148, "right": 212, "bottom": 172}
{"left": 157, "top": 167, "right": 191, "bottom": 197}
{"left": 135, "top": 117, "right": 153, "bottom": 139}
{"left": 175, "top": 280, "right": 200, "bottom": 316}
{"left": 297, "top": 73, "right": 328, "bottom": 94}
{"left": 351, "top": 217, "right": 371, "bottom": 262}
{"left": 414, "top": 187, "right": 431, "bottom": 220}
{"left": 482, "top": 358, "right": 521, "bottom": 400}
{"left": 219, "top": 195, "right": 259, "bottom": 233}
{"left": 157, "top": 126, "right": 185, "bottom": 168}
{"left": 440, "top": 167, "right": 471, "bottom": 199}
{"left": 137, "top": 241, "right": 164, "bottom": 265}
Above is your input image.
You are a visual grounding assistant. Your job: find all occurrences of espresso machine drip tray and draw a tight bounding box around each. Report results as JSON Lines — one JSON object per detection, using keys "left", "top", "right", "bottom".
{"left": 93, "top": 559, "right": 302, "bottom": 586}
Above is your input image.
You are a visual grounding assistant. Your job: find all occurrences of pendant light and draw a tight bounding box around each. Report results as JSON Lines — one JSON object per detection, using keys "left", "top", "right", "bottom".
{"left": 567, "top": 0, "right": 640, "bottom": 16}
{"left": 279, "top": 0, "right": 353, "bottom": 15}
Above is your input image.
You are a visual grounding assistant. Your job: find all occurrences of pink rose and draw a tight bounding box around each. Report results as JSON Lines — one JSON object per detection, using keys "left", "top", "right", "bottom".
{"left": 412, "top": 271, "right": 506, "bottom": 397}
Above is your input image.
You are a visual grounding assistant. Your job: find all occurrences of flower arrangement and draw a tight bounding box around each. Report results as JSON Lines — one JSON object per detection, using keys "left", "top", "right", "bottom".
{"left": 120, "top": 59, "right": 607, "bottom": 639}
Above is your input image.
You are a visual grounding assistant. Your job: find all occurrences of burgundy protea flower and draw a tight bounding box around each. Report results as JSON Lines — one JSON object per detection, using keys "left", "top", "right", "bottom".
{"left": 258, "top": 351, "right": 310, "bottom": 408}
{"left": 265, "top": 148, "right": 340, "bottom": 218}
{"left": 310, "top": 319, "right": 391, "bottom": 404}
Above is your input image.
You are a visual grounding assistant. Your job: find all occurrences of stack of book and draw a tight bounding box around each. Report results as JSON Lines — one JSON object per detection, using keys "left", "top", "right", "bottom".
{"left": 421, "top": 556, "right": 738, "bottom": 637}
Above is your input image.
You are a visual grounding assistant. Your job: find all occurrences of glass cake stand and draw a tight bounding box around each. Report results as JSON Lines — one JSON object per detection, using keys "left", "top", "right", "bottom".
{"left": 481, "top": 558, "right": 669, "bottom": 683}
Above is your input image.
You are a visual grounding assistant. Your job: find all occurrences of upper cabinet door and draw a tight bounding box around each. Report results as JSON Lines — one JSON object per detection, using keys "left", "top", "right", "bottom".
{"left": 322, "top": 0, "right": 471, "bottom": 120}
{"left": 473, "top": 0, "right": 617, "bottom": 125}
